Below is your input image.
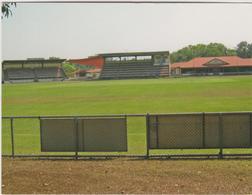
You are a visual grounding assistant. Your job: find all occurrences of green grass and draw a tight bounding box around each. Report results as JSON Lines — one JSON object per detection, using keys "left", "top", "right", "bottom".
{"left": 2, "top": 75, "right": 252, "bottom": 155}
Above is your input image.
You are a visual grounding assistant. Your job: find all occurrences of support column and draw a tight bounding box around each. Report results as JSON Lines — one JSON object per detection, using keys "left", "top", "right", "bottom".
{"left": 10, "top": 118, "right": 15, "bottom": 158}
{"left": 146, "top": 113, "right": 150, "bottom": 158}
{"left": 218, "top": 113, "right": 223, "bottom": 158}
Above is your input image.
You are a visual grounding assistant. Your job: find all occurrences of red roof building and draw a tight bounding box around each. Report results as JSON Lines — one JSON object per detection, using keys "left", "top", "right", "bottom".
{"left": 69, "top": 56, "right": 104, "bottom": 69}
{"left": 69, "top": 56, "right": 104, "bottom": 78}
{"left": 171, "top": 56, "right": 252, "bottom": 76}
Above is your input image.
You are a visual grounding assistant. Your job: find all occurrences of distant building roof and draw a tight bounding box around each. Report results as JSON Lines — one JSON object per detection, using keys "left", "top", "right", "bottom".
{"left": 2, "top": 59, "right": 66, "bottom": 65}
{"left": 171, "top": 56, "right": 252, "bottom": 69}
{"left": 98, "top": 51, "right": 169, "bottom": 57}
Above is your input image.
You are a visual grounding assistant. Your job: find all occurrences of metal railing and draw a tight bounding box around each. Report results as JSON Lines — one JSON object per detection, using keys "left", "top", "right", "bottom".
{"left": 2, "top": 112, "right": 252, "bottom": 159}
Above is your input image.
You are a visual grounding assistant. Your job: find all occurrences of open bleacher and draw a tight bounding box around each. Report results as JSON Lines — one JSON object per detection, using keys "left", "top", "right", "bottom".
{"left": 99, "top": 51, "right": 170, "bottom": 79}
{"left": 34, "top": 67, "right": 66, "bottom": 79}
{"left": 5, "top": 68, "right": 34, "bottom": 80}
{"left": 2, "top": 59, "right": 67, "bottom": 83}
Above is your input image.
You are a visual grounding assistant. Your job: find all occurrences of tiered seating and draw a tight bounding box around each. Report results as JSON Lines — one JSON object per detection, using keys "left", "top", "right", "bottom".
{"left": 6, "top": 68, "right": 34, "bottom": 80}
{"left": 4, "top": 67, "right": 67, "bottom": 82}
{"left": 34, "top": 67, "right": 66, "bottom": 79}
{"left": 100, "top": 62, "right": 169, "bottom": 79}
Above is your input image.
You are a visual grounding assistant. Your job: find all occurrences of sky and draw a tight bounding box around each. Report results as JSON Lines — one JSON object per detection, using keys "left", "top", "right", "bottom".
{"left": 1, "top": 1, "right": 252, "bottom": 60}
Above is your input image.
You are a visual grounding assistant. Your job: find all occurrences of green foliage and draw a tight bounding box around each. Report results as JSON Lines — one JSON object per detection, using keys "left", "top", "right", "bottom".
{"left": 1, "top": 3, "right": 16, "bottom": 19}
{"left": 236, "top": 41, "right": 252, "bottom": 58}
{"left": 171, "top": 43, "right": 237, "bottom": 63}
{"left": 62, "top": 62, "right": 77, "bottom": 77}
{"left": 171, "top": 41, "right": 252, "bottom": 63}
{"left": 226, "top": 48, "right": 237, "bottom": 56}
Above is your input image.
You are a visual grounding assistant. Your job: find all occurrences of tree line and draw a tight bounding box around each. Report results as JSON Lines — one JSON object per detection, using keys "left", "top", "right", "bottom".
{"left": 171, "top": 41, "right": 252, "bottom": 63}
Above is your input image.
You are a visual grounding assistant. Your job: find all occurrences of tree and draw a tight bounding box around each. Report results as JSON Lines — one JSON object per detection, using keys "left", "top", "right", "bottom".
{"left": 62, "top": 62, "right": 78, "bottom": 78}
{"left": 226, "top": 49, "right": 237, "bottom": 56}
{"left": 205, "top": 43, "right": 227, "bottom": 57}
{"left": 236, "top": 41, "right": 252, "bottom": 58}
{"left": 248, "top": 43, "right": 252, "bottom": 58}
{"left": 2, "top": 2, "right": 16, "bottom": 19}
{"left": 170, "top": 43, "right": 236, "bottom": 63}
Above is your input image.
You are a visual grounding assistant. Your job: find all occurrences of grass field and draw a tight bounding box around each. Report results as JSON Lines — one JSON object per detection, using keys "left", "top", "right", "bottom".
{"left": 2, "top": 75, "right": 252, "bottom": 155}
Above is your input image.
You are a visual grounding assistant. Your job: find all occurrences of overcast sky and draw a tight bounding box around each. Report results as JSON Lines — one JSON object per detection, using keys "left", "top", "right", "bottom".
{"left": 2, "top": 1, "right": 252, "bottom": 60}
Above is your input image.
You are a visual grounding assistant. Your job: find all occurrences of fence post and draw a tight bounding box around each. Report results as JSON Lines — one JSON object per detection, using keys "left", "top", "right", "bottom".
{"left": 250, "top": 113, "right": 252, "bottom": 147}
{"left": 202, "top": 112, "right": 205, "bottom": 148}
{"left": 10, "top": 117, "right": 15, "bottom": 158}
{"left": 74, "top": 117, "right": 79, "bottom": 160}
{"left": 146, "top": 113, "right": 150, "bottom": 159}
{"left": 218, "top": 113, "right": 223, "bottom": 159}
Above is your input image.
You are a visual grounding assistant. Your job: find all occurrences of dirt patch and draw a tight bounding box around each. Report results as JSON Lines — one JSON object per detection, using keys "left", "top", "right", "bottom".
{"left": 2, "top": 158, "right": 252, "bottom": 194}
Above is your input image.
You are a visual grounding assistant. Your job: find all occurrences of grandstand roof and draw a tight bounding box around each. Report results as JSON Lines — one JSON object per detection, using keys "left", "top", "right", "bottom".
{"left": 171, "top": 56, "right": 252, "bottom": 69}
{"left": 2, "top": 59, "right": 66, "bottom": 65}
{"left": 98, "top": 51, "right": 169, "bottom": 57}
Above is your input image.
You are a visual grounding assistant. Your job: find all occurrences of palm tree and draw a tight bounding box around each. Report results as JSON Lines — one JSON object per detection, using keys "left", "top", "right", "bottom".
{"left": 2, "top": 2, "right": 16, "bottom": 19}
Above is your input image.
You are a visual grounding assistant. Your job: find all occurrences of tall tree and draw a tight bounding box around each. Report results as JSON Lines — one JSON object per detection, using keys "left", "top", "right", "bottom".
{"left": 2, "top": 2, "right": 16, "bottom": 19}
{"left": 236, "top": 41, "right": 252, "bottom": 58}
{"left": 248, "top": 43, "right": 252, "bottom": 58}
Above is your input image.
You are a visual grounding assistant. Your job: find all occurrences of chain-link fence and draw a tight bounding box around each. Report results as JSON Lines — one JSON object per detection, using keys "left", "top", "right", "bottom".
{"left": 147, "top": 112, "right": 252, "bottom": 157}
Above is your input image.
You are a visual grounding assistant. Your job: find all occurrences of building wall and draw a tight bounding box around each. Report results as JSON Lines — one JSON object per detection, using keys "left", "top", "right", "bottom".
{"left": 179, "top": 67, "right": 252, "bottom": 75}
{"left": 70, "top": 56, "right": 104, "bottom": 69}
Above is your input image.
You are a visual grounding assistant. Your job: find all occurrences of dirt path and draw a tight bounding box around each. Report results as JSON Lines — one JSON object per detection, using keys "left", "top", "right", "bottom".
{"left": 2, "top": 158, "right": 252, "bottom": 194}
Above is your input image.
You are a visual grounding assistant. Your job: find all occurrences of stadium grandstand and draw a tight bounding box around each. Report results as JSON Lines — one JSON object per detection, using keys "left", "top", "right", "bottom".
{"left": 2, "top": 58, "right": 67, "bottom": 83}
{"left": 171, "top": 56, "right": 252, "bottom": 76}
{"left": 99, "top": 51, "right": 170, "bottom": 79}
{"left": 69, "top": 51, "right": 170, "bottom": 80}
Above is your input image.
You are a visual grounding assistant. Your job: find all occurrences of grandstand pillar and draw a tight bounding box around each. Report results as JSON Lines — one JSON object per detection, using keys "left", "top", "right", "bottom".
{"left": 33, "top": 69, "right": 39, "bottom": 82}
{"left": 168, "top": 55, "right": 171, "bottom": 76}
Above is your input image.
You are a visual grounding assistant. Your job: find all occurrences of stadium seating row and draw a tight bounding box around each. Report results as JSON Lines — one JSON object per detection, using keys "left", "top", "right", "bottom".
{"left": 3, "top": 67, "right": 67, "bottom": 82}
{"left": 100, "top": 62, "right": 169, "bottom": 79}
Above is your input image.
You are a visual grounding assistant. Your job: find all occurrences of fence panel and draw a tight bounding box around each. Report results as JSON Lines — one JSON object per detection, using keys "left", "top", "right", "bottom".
{"left": 80, "top": 117, "right": 127, "bottom": 152}
{"left": 222, "top": 113, "right": 251, "bottom": 148}
{"left": 41, "top": 118, "right": 77, "bottom": 152}
{"left": 204, "top": 114, "right": 220, "bottom": 148}
{"left": 149, "top": 114, "right": 203, "bottom": 149}
{"left": 40, "top": 117, "right": 127, "bottom": 152}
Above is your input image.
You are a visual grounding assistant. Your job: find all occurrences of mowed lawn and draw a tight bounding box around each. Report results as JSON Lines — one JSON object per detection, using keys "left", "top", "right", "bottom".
{"left": 2, "top": 76, "right": 252, "bottom": 115}
{"left": 2, "top": 75, "right": 252, "bottom": 155}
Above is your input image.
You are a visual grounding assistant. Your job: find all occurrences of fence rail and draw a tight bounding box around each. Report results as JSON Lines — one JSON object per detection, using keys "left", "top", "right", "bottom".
{"left": 2, "top": 112, "right": 252, "bottom": 159}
